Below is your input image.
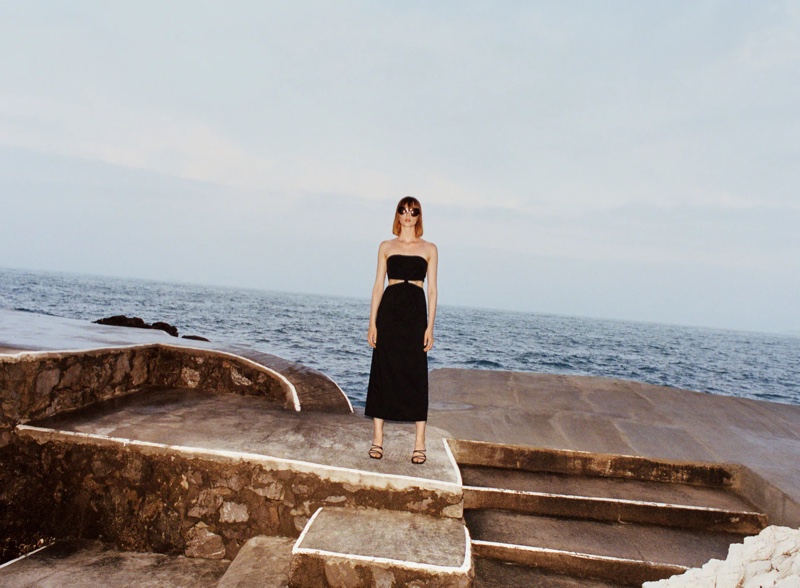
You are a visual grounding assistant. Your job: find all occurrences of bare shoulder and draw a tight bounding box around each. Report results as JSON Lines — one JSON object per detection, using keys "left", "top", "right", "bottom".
{"left": 424, "top": 241, "right": 438, "bottom": 259}
{"left": 377, "top": 239, "right": 395, "bottom": 256}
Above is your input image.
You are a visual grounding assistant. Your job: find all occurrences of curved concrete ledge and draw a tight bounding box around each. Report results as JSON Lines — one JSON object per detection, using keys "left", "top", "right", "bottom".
{"left": 0, "top": 344, "right": 298, "bottom": 441}
{"left": 0, "top": 309, "right": 353, "bottom": 418}
{"left": 221, "top": 346, "right": 352, "bottom": 414}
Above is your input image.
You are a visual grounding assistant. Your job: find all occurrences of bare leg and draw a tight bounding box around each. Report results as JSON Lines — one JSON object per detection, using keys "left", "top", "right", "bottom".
{"left": 414, "top": 421, "right": 426, "bottom": 451}
{"left": 369, "top": 418, "right": 385, "bottom": 459}
{"left": 411, "top": 421, "right": 427, "bottom": 464}
{"left": 373, "top": 418, "right": 384, "bottom": 447}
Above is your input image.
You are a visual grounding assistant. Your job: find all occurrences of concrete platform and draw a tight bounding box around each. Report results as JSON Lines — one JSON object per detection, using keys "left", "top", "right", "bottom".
{"left": 428, "top": 369, "right": 800, "bottom": 527}
{"left": 10, "top": 385, "right": 462, "bottom": 559}
{"left": 0, "top": 539, "right": 228, "bottom": 588}
{"left": 289, "top": 507, "right": 472, "bottom": 587}
{"left": 27, "top": 387, "right": 459, "bottom": 488}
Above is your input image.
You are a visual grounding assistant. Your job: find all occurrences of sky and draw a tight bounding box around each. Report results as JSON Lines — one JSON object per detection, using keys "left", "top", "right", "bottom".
{"left": 1, "top": 1, "right": 798, "bottom": 334}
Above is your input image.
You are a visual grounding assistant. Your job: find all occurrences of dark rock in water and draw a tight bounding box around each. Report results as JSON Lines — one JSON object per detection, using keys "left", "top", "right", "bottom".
{"left": 94, "top": 315, "right": 179, "bottom": 337}
{"left": 151, "top": 321, "right": 179, "bottom": 337}
{"left": 182, "top": 335, "right": 210, "bottom": 342}
{"left": 94, "top": 315, "right": 151, "bottom": 329}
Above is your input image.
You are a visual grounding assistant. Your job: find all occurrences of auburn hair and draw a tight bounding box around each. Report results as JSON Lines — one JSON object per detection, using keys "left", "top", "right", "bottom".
{"left": 392, "top": 196, "right": 424, "bottom": 237}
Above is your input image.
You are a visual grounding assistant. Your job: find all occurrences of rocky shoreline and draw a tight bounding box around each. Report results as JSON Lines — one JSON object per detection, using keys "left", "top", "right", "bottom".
{"left": 94, "top": 315, "right": 209, "bottom": 341}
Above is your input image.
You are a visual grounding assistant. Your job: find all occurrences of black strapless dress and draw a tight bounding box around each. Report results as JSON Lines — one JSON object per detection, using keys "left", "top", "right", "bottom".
{"left": 365, "top": 255, "right": 429, "bottom": 422}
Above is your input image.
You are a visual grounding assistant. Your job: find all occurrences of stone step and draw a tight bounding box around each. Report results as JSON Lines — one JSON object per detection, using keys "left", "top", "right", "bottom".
{"left": 465, "top": 509, "right": 747, "bottom": 586}
{"left": 451, "top": 439, "right": 738, "bottom": 488}
{"left": 474, "top": 557, "right": 625, "bottom": 588}
{"left": 289, "top": 507, "right": 473, "bottom": 588}
{"left": 461, "top": 465, "right": 767, "bottom": 533}
{"left": 217, "top": 535, "right": 294, "bottom": 588}
{"left": 0, "top": 539, "right": 228, "bottom": 588}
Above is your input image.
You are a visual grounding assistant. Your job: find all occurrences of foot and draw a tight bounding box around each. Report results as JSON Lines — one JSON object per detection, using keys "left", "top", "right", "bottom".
{"left": 411, "top": 449, "right": 426, "bottom": 465}
{"left": 368, "top": 444, "right": 383, "bottom": 460}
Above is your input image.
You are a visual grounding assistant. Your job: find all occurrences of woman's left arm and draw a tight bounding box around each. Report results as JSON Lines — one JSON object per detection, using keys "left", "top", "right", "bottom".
{"left": 424, "top": 244, "right": 438, "bottom": 352}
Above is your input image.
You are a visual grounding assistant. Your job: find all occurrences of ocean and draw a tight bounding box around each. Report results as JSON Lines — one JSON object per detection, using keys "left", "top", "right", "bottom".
{"left": 1, "top": 267, "right": 798, "bottom": 408}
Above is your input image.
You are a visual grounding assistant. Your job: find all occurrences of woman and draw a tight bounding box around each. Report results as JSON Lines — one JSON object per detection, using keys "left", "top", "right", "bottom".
{"left": 365, "top": 196, "right": 438, "bottom": 465}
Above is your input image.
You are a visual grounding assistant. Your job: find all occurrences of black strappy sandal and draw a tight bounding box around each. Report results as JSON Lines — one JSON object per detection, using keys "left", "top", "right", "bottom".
{"left": 411, "top": 449, "right": 426, "bottom": 465}
{"left": 368, "top": 444, "right": 384, "bottom": 460}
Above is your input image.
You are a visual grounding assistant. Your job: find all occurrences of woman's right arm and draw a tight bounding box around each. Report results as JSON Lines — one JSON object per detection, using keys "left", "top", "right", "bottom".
{"left": 367, "top": 243, "right": 388, "bottom": 348}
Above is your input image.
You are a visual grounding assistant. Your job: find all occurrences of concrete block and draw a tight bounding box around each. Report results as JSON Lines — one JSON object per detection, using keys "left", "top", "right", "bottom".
{"left": 217, "top": 535, "right": 295, "bottom": 588}
{"left": 289, "top": 507, "right": 472, "bottom": 587}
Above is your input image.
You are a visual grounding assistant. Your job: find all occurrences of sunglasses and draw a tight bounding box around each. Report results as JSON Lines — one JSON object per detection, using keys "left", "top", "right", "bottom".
{"left": 397, "top": 206, "right": 421, "bottom": 217}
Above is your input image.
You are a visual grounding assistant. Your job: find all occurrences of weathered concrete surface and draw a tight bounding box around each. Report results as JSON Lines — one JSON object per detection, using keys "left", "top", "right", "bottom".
{"left": 428, "top": 369, "right": 800, "bottom": 527}
{"left": 28, "top": 387, "right": 460, "bottom": 488}
{"left": 290, "top": 507, "right": 472, "bottom": 588}
{"left": 217, "top": 535, "right": 294, "bottom": 588}
{"left": 0, "top": 539, "right": 228, "bottom": 587}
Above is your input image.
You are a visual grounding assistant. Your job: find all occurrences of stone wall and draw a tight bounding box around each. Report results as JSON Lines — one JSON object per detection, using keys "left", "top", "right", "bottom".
{"left": 6, "top": 430, "right": 461, "bottom": 561}
{"left": 0, "top": 344, "right": 298, "bottom": 562}
{"left": 0, "top": 344, "right": 296, "bottom": 448}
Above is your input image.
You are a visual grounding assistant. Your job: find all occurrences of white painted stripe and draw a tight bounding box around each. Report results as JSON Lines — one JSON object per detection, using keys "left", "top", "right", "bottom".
{"left": 461, "top": 523, "right": 472, "bottom": 571}
{"left": 293, "top": 545, "right": 473, "bottom": 574}
{"left": 15, "top": 425, "right": 462, "bottom": 494}
{"left": 292, "top": 506, "right": 323, "bottom": 554}
{"left": 443, "top": 438, "right": 462, "bottom": 488}
{"left": 0, "top": 543, "right": 52, "bottom": 570}
{"left": 471, "top": 539, "right": 689, "bottom": 570}
{"left": 463, "top": 485, "right": 762, "bottom": 514}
